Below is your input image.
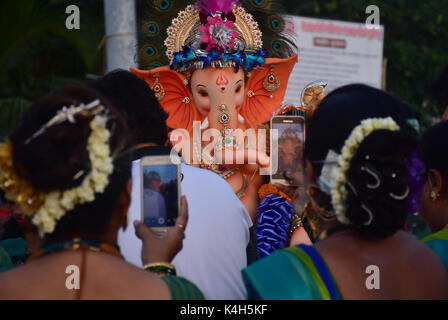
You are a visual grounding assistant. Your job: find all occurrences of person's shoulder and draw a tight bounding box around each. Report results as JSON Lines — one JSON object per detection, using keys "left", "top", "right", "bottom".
{"left": 396, "top": 231, "right": 448, "bottom": 289}
{"left": 181, "top": 164, "right": 239, "bottom": 196}
{"left": 84, "top": 256, "right": 173, "bottom": 299}
{"left": 181, "top": 163, "right": 223, "bottom": 181}
{"left": 181, "top": 164, "right": 252, "bottom": 227}
{"left": 0, "top": 267, "right": 22, "bottom": 298}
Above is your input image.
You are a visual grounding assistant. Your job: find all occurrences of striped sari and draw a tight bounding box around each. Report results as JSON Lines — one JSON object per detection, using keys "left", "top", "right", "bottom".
{"left": 162, "top": 275, "right": 205, "bottom": 300}
{"left": 242, "top": 244, "right": 342, "bottom": 300}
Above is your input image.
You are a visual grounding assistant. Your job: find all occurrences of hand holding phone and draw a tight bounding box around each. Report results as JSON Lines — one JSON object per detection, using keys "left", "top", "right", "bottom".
{"left": 140, "top": 155, "right": 181, "bottom": 235}
{"left": 134, "top": 196, "right": 188, "bottom": 265}
{"left": 270, "top": 115, "right": 306, "bottom": 186}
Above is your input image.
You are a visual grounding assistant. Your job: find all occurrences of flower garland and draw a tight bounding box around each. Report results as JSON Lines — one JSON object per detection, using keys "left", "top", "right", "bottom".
{"left": 255, "top": 193, "right": 294, "bottom": 258}
{"left": 258, "top": 183, "right": 292, "bottom": 203}
{"left": 32, "top": 114, "right": 113, "bottom": 235}
{"left": 330, "top": 117, "right": 400, "bottom": 224}
{"left": 254, "top": 183, "right": 294, "bottom": 258}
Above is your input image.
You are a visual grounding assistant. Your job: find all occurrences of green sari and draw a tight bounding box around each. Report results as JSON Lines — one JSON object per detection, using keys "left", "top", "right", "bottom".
{"left": 0, "top": 237, "right": 27, "bottom": 272}
{"left": 422, "top": 226, "right": 448, "bottom": 272}
{"left": 162, "top": 274, "right": 205, "bottom": 300}
{"left": 242, "top": 244, "right": 342, "bottom": 300}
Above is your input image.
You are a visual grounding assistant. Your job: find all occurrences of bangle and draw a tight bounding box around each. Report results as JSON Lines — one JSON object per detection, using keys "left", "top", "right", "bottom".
{"left": 289, "top": 213, "right": 303, "bottom": 239}
{"left": 143, "top": 262, "right": 176, "bottom": 276}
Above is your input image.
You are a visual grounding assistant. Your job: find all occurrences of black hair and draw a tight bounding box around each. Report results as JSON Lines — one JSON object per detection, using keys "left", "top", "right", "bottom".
{"left": 422, "top": 120, "right": 448, "bottom": 177}
{"left": 90, "top": 69, "right": 169, "bottom": 146}
{"left": 304, "top": 84, "right": 418, "bottom": 238}
{"left": 430, "top": 66, "right": 448, "bottom": 104}
{"left": 0, "top": 218, "right": 23, "bottom": 241}
{"left": 9, "top": 86, "right": 131, "bottom": 241}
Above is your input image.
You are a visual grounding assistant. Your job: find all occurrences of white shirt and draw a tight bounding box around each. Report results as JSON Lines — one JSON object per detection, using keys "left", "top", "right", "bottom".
{"left": 118, "top": 161, "right": 252, "bottom": 300}
{"left": 143, "top": 188, "right": 166, "bottom": 225}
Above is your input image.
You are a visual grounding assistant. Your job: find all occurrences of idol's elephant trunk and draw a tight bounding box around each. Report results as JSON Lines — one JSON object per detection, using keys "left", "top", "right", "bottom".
{"left": 207, "top": 89, "right": 238, "bottom": 133}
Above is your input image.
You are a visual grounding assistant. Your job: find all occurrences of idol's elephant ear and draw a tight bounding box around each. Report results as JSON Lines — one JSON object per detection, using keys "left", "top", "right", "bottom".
{"left": 130, "top": 66, "right": 202, "bottom": 131}
{"left": 241, "top": 54, "right": 298, "bottom": 128}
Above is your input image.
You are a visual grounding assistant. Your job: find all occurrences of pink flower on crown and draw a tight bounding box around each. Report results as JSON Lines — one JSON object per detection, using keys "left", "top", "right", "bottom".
{"left": 198, "top": 15, "right": 239, "bottom": 51}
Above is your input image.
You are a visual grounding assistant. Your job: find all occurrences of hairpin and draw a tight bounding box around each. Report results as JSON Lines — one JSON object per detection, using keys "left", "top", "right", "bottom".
{"left": 346, "top": 180, "right": 358, "bottom": 196}
{"left": 389, "top": 186, "right": 410, "bottom": 201}
{"left": 25, "top": 99, "right": 103, "bottom": 145}
{"left": 73, "top": 170, "right": 85, "bottom": 181}
{"left": 361, "top": 165, "right": 381, "bottom": 189}
{"left": 361, "top": 203, "right": 374, "bottom": 226}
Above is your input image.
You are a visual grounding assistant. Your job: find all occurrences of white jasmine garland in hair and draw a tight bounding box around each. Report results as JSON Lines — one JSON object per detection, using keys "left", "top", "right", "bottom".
{"left": 330, "top": 117, "right": 400, "bottom": 224}
{"left": 32, "top": 114, "right": 113, "bottom": 235}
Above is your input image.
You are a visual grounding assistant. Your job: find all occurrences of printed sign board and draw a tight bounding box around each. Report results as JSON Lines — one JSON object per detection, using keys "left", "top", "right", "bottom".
{"left": 283, "top": 15, "right": 385, "bottom": 105}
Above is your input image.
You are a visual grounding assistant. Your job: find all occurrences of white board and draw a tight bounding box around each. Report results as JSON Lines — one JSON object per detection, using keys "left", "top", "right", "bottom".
{"left": 283, "top": 15, "right": 385, "bottom": 105}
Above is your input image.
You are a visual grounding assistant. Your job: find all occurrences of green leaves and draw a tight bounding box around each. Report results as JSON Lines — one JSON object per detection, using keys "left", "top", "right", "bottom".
{"left": 0, "top": 0, "right": 105, "bottom": 136}
{"left": 0, "top": 97, "right": 31, "bottom": 137}
{"left": 283, "top": 0, "right": 448, "bottom": 129}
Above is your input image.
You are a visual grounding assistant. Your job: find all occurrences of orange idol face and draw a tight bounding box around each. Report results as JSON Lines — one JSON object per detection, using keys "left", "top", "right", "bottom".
{"left": 191, "top": 67, "right": 245, "bottom": 131}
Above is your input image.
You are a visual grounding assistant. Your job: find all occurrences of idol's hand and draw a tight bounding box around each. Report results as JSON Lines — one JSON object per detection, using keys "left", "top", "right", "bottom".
{"left": 212, "top": 147, "right": 270, "bottom": 172}
{"left": 134, "top": 196, "right": 188, "bottom": 265}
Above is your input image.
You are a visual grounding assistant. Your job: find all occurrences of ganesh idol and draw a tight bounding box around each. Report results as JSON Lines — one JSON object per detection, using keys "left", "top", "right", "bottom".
{"left": 131, "top": 0, "right": 303, "bottom": 223}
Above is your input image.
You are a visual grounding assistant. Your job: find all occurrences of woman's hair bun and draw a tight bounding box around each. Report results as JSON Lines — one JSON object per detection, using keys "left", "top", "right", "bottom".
{"left": 344, "top": 129, "right": 416, "bottom": 238}
{"left": 8, "top": 86, "right": 132, "bottom": 237}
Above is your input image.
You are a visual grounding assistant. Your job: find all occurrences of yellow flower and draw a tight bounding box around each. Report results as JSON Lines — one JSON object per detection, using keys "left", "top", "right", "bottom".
{"left": 77, "top": 177, "right": 95, "bottom": 203}
{"left": 1, "top": 113, "right": 115, "bottom": 235}
{"left": 91, "top": 169, "right": 109, "bottom": 193}
{"left": 60, "top": 189, "right": 78, "bottom": 211}
{"left": 92, "top": 144, "right": 110, "bottom": 158}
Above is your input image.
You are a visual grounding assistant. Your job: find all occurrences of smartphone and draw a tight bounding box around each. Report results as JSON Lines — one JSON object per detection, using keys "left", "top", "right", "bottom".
{"left": 140, "top": 155, "right": 181, "bottom": 235}
{"left": 270, "top": 115, "right": 306, "bottom": 186}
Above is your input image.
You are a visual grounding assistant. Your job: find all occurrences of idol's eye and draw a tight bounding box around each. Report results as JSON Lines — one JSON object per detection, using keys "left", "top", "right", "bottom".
{"left": 235, "top": 86, "right": 242, "bottom": 93}
{"left": 198, "top": 90, "right": 208, "bottom": 97}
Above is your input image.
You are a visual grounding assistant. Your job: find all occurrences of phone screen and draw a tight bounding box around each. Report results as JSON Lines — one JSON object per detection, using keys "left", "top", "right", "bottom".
{"left": 271, "top": 116, "right": 305, "bottom": 184}
{"left": 141, "top": 163, "right": 180, "bottom": 227}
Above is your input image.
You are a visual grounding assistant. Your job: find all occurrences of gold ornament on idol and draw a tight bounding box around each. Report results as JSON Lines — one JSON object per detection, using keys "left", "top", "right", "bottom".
{"left": 151, "top": 73, "right": 165, "bottom": 100}
{"left": 263, "top": 65, "right": 280, "bottom": 98}
{"left": 218, "top": 104, "right": 234, "bottom": 150}
{"left": 164, "top": 5, "right": 263, "bottom": 63}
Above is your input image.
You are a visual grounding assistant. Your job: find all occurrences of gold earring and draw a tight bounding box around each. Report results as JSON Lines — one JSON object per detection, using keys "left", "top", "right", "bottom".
{"left": 430, "top": 190, "right": 438, "bottom": 201}
{"left": 263, "top": 65, "right": 280, "bottom": 98}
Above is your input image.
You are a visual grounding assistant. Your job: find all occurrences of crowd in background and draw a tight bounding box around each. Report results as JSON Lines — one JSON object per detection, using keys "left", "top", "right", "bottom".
{"left": 0, "top": 70, "right": 446, "bottom": 300}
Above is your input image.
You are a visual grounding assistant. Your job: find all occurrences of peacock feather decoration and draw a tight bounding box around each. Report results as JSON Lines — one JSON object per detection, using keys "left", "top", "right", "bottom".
{"left": 138, "top": 0, "right": 296, "bottom": 70}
